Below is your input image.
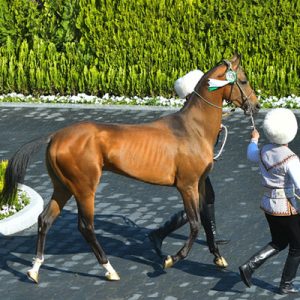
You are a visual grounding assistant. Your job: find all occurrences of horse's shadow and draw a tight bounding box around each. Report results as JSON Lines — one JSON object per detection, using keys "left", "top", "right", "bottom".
{"left": 0, "top": 210, "right": 277, "bottom": 293}
{"left": 0, "top": 210, "right": 163, "bottom": 281}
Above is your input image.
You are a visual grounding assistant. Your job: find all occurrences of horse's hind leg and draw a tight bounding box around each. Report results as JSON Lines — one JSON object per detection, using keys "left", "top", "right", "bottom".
{"left": 76, "top": 192, "right": 120, "bottom": 281}
{"left": 27, "top": 184, "right": 71, "bottom": 283}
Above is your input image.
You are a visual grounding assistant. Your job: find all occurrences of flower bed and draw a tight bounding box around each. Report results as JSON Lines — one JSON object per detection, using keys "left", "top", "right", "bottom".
{"left": 0, "top": 160, "right": 30, "bottom": 220}
{"left": 0, "top": 160, "right": 43, "bottom": 235}
{"left": 0, "top": 184, "right": 43, "bottom": 235}
{"left": 0, "top": 92, "right": 300, "bottom": 108}
{"left": 0, "top": 188, "right": 29, "bottom": 220}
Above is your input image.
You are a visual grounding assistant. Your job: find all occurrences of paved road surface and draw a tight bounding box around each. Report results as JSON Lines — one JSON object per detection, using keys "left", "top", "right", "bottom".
{"left": 0, "top": 103, "right": 300, "bottom": 300}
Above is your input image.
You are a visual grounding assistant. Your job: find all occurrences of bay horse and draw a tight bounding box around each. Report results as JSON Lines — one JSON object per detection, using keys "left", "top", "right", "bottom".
{"left": 1, "top": 54, "right": 259, "bottom": 283}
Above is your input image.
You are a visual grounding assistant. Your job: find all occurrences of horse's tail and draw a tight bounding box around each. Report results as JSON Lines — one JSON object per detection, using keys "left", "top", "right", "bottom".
{"left": 0, "top": 135, "right": 52, "bottom": 204}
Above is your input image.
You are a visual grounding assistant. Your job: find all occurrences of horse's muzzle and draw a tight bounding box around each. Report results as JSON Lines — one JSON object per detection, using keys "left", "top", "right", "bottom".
{"left": 243, "top": 102, "right": 260, "bottom": 116}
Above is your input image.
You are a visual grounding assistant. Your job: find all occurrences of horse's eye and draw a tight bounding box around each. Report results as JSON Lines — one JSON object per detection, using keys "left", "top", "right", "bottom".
{"left": 240, "top": 80, "right": 247, "bottom": 84}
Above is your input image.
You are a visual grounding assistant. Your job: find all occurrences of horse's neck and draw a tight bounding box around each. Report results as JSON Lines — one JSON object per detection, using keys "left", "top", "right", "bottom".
{"left": 180, "top": 90, "right": 223, "bottom": 146}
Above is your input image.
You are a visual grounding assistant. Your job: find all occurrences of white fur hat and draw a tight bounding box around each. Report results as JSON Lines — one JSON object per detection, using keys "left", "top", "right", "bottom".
{"left": 174, "top": 70, "right": 204, "bottom": 98}
{"left": 263, "top": 108, "right": 298, "bottom": 144}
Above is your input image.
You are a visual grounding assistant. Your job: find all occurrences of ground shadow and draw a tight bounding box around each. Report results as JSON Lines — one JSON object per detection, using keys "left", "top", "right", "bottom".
{"left": 0, "top": 210, "right": 164, "bottom": 282}
{"left": 0, "top": 209, "right": 279, "bottom": 294}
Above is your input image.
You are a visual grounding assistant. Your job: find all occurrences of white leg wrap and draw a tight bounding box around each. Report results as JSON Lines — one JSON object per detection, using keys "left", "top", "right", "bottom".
{"left": 103, "top": 260, "right": 120, "bottom": 281}
{"left": 27, "top": 257, "right": 44, "bottom": 283}
{"left": 30, "top": 257, "right": 44, "bottom": 273}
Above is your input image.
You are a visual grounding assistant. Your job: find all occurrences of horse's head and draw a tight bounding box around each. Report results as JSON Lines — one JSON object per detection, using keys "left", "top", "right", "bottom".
{"left": 216, "top": 54, "right": 260, "bottom": 115}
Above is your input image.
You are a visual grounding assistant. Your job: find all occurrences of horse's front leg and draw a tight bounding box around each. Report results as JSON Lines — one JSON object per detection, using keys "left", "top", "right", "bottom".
{"left": 199, "top": 177, "right": 228, "bottom": 268}
{"left": 163, "top": 180, "right": 200, "bottom": 268}
{"left": 200, "top": 206, "right": 228, "bottom": 268}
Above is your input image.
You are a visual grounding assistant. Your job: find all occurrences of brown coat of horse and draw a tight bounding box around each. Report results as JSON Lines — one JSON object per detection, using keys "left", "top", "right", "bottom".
{"left": 1, "top": 54, "right": 260, "bottom": 282}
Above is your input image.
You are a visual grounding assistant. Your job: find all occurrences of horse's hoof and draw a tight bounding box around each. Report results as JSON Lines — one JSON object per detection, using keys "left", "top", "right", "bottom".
{"left": 105, "top": 271, "right": 120, "bottom": 281}
{"left": 163, "top": 255, "right": 174, "bottom": 269}
{"left": 214, "top": 256, "right": 228, "bottom": 268}
{"left": 27, "top": 270, "right": 39, "bottom": 283}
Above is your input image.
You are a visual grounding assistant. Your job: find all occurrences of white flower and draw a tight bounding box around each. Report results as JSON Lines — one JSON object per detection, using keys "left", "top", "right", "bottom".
{"left": 0, "top": 92, "right": 300, "bottom": 108}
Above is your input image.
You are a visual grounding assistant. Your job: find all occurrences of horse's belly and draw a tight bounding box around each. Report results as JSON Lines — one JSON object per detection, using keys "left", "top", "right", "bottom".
{"left": 105, "top": 153, "right": 176, "bottom": 185}
{"left": 129, "top": 165, "right": 175, "bottom": 185}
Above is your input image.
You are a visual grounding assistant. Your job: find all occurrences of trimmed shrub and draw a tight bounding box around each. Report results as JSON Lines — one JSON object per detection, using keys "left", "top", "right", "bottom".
{"left": 0, "top": 0, "right": 299, "bottom": 98}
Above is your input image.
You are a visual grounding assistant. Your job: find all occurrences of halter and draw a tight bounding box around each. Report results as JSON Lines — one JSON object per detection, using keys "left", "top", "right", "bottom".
{"left": 193, "top": 60, "right": 256, "bottom": 128}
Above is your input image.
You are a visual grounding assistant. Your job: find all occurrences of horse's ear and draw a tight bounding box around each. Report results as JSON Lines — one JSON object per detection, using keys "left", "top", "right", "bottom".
{"left": 230, "top": 53, "right": 241, "bottom": 70}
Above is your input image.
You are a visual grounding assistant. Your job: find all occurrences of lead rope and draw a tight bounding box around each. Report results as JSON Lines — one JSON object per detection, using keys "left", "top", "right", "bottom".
{"left": 213, "top": 124, "right": 228, "bottom": 160}
{"left": 214, "top": 110, "right": 255, "bottom": 160}
{"left": 250, "top": 111, "right": 256, "bottom": 130}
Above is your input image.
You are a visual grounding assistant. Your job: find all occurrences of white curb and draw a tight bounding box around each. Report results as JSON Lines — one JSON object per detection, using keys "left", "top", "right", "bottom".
{"left": 0, "top": 184, "right": 44, "bottom": 235}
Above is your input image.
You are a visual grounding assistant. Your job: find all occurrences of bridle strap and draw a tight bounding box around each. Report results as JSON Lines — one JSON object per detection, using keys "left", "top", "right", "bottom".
{"left": 236, "top": 81, "right": 254, "bottom": 104}
{"left": 235, "top": 81, "right": 256, "bottom": 128}
{"left": 193, "top": 90, "right": 223, "bottom": 109}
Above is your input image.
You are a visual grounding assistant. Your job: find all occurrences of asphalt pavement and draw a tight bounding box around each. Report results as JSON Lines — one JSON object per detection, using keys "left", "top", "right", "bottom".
{"left": 0, "top": 103, "right": 300, "bottom": 300}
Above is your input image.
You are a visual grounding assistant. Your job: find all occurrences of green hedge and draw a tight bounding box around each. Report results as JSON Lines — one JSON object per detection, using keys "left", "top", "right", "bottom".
{"left": 0, "top": 0, "right": 299, "bottom": 98}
